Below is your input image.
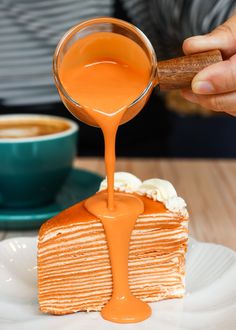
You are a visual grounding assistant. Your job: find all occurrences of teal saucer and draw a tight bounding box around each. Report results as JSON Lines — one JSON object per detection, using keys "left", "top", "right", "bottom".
{"left": 0, "top": 168, "right": 103, "bottom": 230}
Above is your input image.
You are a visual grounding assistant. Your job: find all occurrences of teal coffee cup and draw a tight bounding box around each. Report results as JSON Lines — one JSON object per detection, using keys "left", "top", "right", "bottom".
{"left": 0, "top": 114, "right": 78, "bottom": 208}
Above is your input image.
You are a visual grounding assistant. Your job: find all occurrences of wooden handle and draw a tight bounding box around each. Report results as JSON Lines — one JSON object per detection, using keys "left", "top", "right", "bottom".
{"left": 157, "top": 50, "right": 222, "bottom": 90}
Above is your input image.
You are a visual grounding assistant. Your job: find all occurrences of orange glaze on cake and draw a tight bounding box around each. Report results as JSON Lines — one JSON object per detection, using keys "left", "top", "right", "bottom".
{"left": 38, "top": 193, "right": 188, "bottom": 316}
{"left": 85, "top": 191, "right": 151, "bottom": 322}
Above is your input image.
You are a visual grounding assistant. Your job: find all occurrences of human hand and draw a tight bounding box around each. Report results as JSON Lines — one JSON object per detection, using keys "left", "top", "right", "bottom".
{"left": 182, "top": 13, "right": 236, "bottom": 115}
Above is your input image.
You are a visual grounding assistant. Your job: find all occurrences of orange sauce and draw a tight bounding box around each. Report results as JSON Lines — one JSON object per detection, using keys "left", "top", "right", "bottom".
{"left": 59, "top": 31, "right": 151, "bottom": 323}
{"left": 85, "top": 191, "right": 151, "bottom": 322}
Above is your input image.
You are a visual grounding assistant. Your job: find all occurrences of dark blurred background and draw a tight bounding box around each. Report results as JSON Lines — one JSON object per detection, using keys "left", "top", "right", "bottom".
{"left": 1, "top": 0, "right": 236, "bottom": 158}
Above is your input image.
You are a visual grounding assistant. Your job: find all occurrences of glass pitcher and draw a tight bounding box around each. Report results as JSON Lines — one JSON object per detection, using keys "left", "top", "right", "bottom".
{"left": 53, "top": 17, "right": 222, "bottom": 127}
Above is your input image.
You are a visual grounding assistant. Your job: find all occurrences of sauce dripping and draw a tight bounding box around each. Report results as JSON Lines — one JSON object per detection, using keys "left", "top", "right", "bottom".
{"left": 59, "top": 31, "right": 151, "bottom": 322}
{"left": 85, "top": 191, "right": 151, "bottom": 322}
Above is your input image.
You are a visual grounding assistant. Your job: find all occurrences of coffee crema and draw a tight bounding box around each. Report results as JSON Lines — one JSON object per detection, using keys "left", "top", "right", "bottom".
{"left": 0, "top": 119, "right": 70, "bottom": 139}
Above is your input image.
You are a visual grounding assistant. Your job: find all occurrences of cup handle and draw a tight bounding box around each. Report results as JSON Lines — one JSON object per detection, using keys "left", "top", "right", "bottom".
{"left": 156, "top": 49, "right": 222, "bottom": 91}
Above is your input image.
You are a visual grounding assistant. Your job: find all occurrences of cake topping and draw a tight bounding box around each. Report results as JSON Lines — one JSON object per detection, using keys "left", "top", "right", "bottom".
{"left": 100, "top": 172, "right": 142, "bottom": 193}
{"left": 137, "top": 178, "right": 187, "bottom": 214}
{"left": 137, "top": 178, "right": 177, "bottom": 201}
{"left": 100, "top": 172, "right": 187, "bottom": 215}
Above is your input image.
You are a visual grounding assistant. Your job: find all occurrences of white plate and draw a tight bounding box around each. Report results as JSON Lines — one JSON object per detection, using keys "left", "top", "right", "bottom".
{"left": 0, "top": 237, "right": 235, "bottom": 330}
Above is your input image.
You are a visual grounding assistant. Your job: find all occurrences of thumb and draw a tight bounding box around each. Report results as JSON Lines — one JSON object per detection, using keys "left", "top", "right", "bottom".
{"left": 191, "top": 53, "right": 236, "bottom": 94}
{"left": 183, "top": 14, "right": 236, "bottom": 59}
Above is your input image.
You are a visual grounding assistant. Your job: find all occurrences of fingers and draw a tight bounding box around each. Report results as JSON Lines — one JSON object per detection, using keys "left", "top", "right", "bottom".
{"left": 183, "top": 15, "right": 236, "bottom": 58}
{"left": 191, "top": 53, "right": 236, "bottom": 94}
{"left": 181, "top": 13, "right": 236, "bottom": 115}
{"left": 181, "top": 89, "right": 236, "bottom": 115}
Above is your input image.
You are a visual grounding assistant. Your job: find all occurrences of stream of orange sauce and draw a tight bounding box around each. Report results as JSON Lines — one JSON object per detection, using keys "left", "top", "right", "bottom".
{"left": 59, "top": 31, "right": 151, "bottom": 323}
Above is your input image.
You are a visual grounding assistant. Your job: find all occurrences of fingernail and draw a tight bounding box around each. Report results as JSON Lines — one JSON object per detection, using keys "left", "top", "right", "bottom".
{"left": 192, "top": 81, "right": 214, "bottom": 94}
{"left": 187, "top": 35, "right": 205, "bottom": 42}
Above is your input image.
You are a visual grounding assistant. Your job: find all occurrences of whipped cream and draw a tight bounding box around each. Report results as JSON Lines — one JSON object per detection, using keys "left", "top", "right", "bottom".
{"left": 99, "top": 172, "right": 187, "bottom": 216}
{"left": 99, "top": 172, "right": 142, "bottom": 193}
{"left": 137, "top": 179, "right": 177, "bottom": 201}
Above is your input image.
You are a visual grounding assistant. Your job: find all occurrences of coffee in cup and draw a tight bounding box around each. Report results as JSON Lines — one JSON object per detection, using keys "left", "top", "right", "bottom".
{"left": 0, "top": 114, "right": 78, "bottom": 209}
{"left": 0, "top": 117, "right": 71, "bottom": 139}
